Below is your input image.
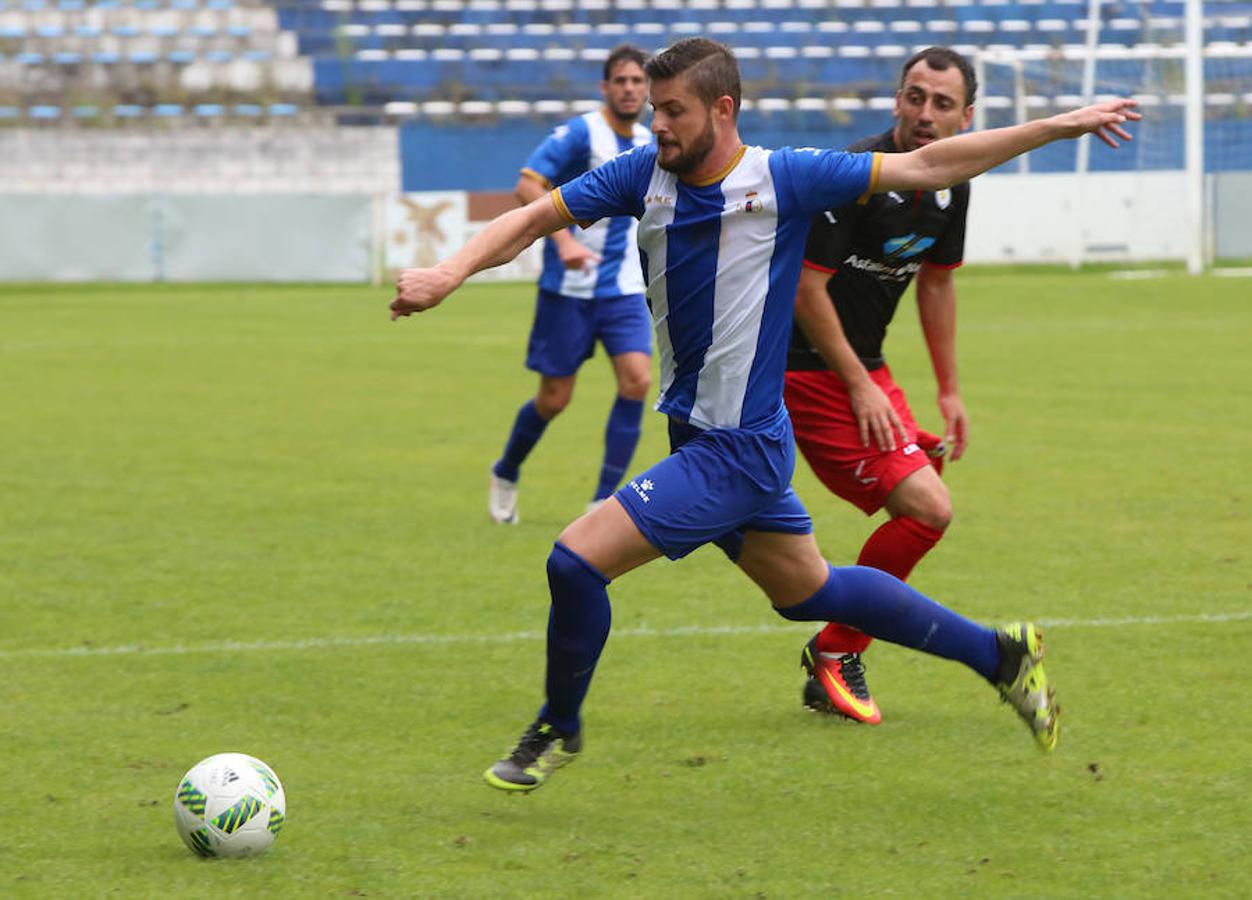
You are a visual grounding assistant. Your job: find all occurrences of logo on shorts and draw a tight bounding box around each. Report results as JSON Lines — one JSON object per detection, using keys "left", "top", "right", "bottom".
{"left": 853, "top": 461, "right": 878, "bottom": 486}
{"left": 629, "top": 478, "right": 655, "bottom": 503}
{"left": 901, "top": 443, "right": 920, "bottom": 455}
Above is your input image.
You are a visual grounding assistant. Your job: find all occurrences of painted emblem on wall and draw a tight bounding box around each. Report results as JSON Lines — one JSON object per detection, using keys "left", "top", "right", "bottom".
{"left": 386, "top": 192, "right": 468, "bottom": 271}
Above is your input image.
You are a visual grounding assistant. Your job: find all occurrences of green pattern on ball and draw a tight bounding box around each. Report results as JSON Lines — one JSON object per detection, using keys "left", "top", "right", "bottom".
{"left": 267, "top": 808, "right": 285, "bottom": 835}
{"left": 177, "top": 778, "right": 207, "bottom": 816}
{"left": 210, "top": 794, "right": 263, "bottom": 834}
{"left": 250, "top": 761, "right": 280, "bottom": 798}
{"left": 186, "top": 826, "right": 215, "bottom": 858}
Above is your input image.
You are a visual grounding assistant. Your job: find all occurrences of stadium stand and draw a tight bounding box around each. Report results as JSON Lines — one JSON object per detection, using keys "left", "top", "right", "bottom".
{"left": 0, "top": 0, "right": 1248, "bottom": 188}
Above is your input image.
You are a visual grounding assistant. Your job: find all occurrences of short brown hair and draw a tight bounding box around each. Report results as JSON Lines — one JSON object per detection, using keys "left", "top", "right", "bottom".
{"left": 644, "top": 38, "right": 741, "bottom": 115}
{"left": 900, "top": 46, "right": 978, "bottom": 107}
{"left": 603, "top": 44, "right": 647, "bottom": 81}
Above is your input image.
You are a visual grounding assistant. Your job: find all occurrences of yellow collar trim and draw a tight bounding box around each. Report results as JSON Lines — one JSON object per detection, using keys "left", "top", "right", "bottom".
{"left": 685, "top": 144, "right": 747, "bottom": 188}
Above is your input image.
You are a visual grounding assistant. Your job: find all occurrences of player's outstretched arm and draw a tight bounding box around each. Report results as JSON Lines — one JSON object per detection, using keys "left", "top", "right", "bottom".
{"left": 391, "top": 193, "right": 570, "bottom": 319}
{"left": 876, "top": 99, "right": 1141, "bottom": 194}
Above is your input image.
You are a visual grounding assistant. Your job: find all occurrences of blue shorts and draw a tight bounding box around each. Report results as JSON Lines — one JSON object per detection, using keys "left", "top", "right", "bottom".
{"left": 525, "top": 289, "right": 652, "bottom": 377}
{"left": 614, "top": 414, "right": 814, "bottom": 561}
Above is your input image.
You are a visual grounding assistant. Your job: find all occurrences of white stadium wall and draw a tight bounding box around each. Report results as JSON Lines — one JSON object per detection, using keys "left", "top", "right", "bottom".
{"left": 3, "top": 173, "right": 1249, "bottom": 282}
{"left": 964, "top": 172, "right": 1192, "bottom": 265}
{"left": 1213, "top": 173, "right": 1252, "bottom": 260}
{"left": 0, "top": 194, "right": 375, "bottom": 282}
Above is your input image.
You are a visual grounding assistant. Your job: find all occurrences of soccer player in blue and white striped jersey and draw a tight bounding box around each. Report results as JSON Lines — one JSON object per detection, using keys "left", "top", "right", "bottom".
{"left": 489, "top": 46, "right": 655, "bottom": 525}
{"left": 392, "top": 39, "right": 1139, "bottom": 792}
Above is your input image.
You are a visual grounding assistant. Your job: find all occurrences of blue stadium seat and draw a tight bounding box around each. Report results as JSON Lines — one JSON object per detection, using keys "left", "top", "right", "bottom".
{"left": 113, "top": 104, "right": 145, "bottom": 117}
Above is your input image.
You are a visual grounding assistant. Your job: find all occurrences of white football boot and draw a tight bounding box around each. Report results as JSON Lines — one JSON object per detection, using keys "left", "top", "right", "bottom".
{"left": 488, "top": 471, "right": 519, "bottom": 524}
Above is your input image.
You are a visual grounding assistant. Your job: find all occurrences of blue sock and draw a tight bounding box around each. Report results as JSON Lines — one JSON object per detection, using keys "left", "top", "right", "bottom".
{"left": 593, "top": 395, "right": 644, "bottom": 501}
{"left": 776, "top": 565, "right": 1001, "bottom": 682}
{"left": 538, "top": 542, "right": 612, "bottom": 734}
{"left": 493, "top": 399, "right": 548, "bottom": 482}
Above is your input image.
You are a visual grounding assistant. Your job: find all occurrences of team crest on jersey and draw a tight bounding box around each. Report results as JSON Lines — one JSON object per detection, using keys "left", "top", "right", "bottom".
{"left": 736, "top": 191, "right": 767, "bottom": 213}
{"left": 936, "top": 188, "right": 952, "bottom": 210}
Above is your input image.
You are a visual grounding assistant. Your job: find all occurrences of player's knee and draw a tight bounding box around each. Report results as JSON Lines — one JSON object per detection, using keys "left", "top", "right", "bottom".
{"left": 889, "top": 476, "right": 952, "bottom": 531}
{"left": 618, "top": 369, "right": 651, "bottom": 401}
{"left": 536, "top": 385, "right": 573, "bottom": 417}
{"left": 546, "top": 541, "right": 610, "bottom": 590}
{"left": 913, "top": 495, "right": 952, "bottom": 531}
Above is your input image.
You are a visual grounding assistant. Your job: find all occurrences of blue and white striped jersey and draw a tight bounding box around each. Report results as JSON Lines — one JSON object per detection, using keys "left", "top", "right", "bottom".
{"left": 521, "top": 110, "right": 652, "bottom": 300}
{"left": 556, "top": 143, "right": 880, "bottom": 432}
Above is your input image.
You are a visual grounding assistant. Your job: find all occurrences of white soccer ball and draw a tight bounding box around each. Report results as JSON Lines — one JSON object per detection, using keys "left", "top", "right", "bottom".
{"left": 173, "top": 753, "right": 286, "bottom": 858}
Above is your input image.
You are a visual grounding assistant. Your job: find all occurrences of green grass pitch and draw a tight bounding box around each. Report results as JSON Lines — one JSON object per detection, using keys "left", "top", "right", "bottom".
{"left": 1, "top": 272, "right": 1249, "bottom": 896}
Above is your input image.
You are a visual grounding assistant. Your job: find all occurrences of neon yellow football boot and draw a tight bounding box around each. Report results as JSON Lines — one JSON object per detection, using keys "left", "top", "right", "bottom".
{"left": 995, "top": 622, "right": 1059, "bottom": 752}
{"left": 484, "top": 720, "right": 581, "bottom": 793}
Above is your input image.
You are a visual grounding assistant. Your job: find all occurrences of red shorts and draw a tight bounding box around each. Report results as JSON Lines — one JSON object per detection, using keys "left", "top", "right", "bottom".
{"left": 784, "top": 367, "right": 932, "bottom": 516}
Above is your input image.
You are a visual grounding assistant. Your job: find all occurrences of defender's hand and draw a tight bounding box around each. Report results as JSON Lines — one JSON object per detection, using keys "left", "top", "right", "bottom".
{"left": 850, "top": 380, "right": 907, "bottom": 452}
{"left": 1053, "top": 98, "right": 1141, "bottom": 148}
{"left": 391, "top": 266, "right": 459, "bottom": 319}
{"left": 938, "top": 393, "right": 969, "bottom": 462}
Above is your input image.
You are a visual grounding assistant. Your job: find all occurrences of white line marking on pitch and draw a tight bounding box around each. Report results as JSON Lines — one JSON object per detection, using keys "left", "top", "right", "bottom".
{"left": 1, "top": 611, "right": 1249, "bottom": 661}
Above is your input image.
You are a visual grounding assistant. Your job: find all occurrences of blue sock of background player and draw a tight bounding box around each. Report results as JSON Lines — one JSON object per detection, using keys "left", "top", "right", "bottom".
{"left": 539, "top": 541, "right": 1000, "bottom": 734}
{"left": 593, "top": 395, "right": 644, "bottom": 502}
{"left": 493, "top": 399, "right": 548, "bottom": 483}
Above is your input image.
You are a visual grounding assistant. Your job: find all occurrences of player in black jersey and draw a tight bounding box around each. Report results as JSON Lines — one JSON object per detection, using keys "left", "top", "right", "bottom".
{"left": 787, "top": 48, "right": 977, "bottom": 724}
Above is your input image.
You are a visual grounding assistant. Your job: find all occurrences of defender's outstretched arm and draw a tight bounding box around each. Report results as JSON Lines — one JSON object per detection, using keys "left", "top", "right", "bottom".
{"left": 391, "top": 193, "right": 569, "bottom": 319}
{"left": 876, "top": 99, "right": 1140, "bottom": 194}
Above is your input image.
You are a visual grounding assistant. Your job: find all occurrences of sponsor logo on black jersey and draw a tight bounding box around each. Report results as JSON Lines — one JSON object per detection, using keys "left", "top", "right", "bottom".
{"left": 882, "top": 232, "right": 936, "bottom": 261}
{"left": 842, "top": 254, "right": 923, "bottom": 281}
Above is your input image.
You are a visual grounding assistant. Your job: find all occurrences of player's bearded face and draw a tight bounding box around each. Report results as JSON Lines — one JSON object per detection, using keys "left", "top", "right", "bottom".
{"left": 656, "top": 113, "right": 716, "bottom": 175}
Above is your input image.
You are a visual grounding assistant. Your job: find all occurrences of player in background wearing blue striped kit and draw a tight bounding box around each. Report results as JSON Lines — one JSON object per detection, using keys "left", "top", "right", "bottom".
{"left": 391, "top": 39, "right": 1139, "bottom": 793}
{"left": 489, "top": 45, "right": 655, "bottom": 524}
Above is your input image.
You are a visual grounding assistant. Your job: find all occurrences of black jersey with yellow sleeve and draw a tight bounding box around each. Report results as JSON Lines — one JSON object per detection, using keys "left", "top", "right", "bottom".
{"left": 787, "top": 130, "right": 970, "bottom": 372}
